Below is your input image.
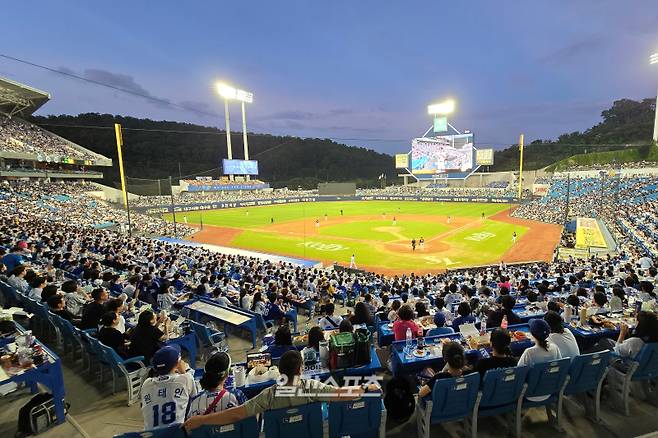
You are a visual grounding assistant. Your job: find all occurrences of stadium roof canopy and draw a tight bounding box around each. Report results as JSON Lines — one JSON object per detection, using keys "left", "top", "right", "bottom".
{"left": 0, "top": 76, "right": 50, "bottom": 118}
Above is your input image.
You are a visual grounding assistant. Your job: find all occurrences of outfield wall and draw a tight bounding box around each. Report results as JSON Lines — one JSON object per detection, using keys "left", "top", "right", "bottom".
{"left": 134, "top": 194, "right": 518, "bottom": 215}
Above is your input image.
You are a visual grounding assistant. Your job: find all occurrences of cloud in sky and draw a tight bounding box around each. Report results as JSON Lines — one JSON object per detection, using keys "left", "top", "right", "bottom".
{"left": 3, "top": 1, "right": 656, "bottom": 154}
{"left": 539, "top": 35, "right": 608, "bottom": 65}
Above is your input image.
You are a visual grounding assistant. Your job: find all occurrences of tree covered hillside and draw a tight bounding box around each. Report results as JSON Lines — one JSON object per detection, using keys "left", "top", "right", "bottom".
{"left": 491, "top": 97, "right": 656, "bottom": 171}
{"left": 31, "top": 113, "right": 396, "bottom": 189}
{"left": 30, "top": 97, "right": 656, "bottom": 186}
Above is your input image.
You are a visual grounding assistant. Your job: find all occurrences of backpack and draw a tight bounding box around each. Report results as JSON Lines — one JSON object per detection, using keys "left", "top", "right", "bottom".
{"left": 383, "top": 377, "right": 415, "bottom": 423}
{"left": 16, "top": 393, "right": 60, "bottom": 437}
{"left": 329, "top": 332, "right": 355, "bottom": 369}
{"left": 353, "top": 328, "right": 372, "bottom": 366}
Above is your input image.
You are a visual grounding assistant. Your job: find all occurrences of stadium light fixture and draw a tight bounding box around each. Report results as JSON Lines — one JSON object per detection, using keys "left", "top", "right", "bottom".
{"left": 216, "top": 82, "right": 253, "bottom": 103}
{"left": 216, "top": 82, "right": 237, "bottom": 100}
{"left": 649, "top": 52, "right": 658, "bottom": 144}
{"left": 215, "top": 81, "right": 255, "bottom": 180}
{"left": 427, "top": 99, "right": 455, "bottom": 115}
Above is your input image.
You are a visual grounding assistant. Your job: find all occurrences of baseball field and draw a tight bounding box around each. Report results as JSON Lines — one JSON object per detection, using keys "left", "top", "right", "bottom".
{"left": 169, "top": 201, "right": 562, "bottom": 275}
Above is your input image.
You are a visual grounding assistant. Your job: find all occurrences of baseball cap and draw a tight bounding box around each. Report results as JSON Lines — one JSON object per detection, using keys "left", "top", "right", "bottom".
{"left": 17, "top": 241, "right": 28, "bottom": 249}
{"left": 528, "top": 319, "right": 550, "bottom": 341}
{"left": 152, "top": 345, "right": 181, "bottom": 375}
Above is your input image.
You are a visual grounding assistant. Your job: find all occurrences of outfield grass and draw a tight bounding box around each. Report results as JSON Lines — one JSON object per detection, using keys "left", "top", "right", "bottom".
{"left": 175, "top": 201, "right": 511, "bottom": 228}
{"left": 167, "top": 201, "right": 525, "bottom": 272}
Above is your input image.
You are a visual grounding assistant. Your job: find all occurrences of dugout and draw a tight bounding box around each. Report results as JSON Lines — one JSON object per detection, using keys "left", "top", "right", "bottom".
{"left": 318, "top": 182, "right": 356, "bottom": 196}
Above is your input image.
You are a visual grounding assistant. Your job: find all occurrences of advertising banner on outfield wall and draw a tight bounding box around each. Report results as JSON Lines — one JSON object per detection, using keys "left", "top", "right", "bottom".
{"left": 532, "top": 184, "right": 550, "bottom": 196}
{"left": 134, "top": 195, "right": 518, "bottom": 214}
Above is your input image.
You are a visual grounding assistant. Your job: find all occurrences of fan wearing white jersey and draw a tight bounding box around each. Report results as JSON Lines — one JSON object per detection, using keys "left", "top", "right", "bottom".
{"left": 140, "top": 345, "right": 197, "bottom": 430}
{"left": 186, "top": 351, "right": 243, "bottom": 418}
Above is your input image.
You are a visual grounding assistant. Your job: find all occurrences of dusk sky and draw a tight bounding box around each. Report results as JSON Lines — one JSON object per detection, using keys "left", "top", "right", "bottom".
{"left": 2, "top": 1, "right": 657, "bottom": 155}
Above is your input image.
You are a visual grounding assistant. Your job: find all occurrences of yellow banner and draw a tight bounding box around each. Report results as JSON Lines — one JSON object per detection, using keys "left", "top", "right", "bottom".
{"left": 395, "top": 154, "right": 409, "bottom": 168}
{"left": 575, "top": 218, "right": 607, "bottom": 249}
{"left": 557, "top": 247, "right": 590, "bottom": 260}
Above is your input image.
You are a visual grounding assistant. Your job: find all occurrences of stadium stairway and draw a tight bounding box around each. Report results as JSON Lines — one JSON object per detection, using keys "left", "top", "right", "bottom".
{"left": 596, "top": 218, "right": 618, "bottom": 253}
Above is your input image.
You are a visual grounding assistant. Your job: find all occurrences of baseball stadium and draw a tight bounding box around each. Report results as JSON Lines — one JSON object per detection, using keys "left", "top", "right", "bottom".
{"left": 1, "top": 4, "right": 658, "bottom": 438}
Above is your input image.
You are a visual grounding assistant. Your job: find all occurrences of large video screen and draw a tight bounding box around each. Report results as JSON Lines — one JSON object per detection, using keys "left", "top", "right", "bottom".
{"left": 222, "top": 159, "right": 259, "bottom": 175}
{"left": 411, "top": 134, "right": 474, "bottom": 174}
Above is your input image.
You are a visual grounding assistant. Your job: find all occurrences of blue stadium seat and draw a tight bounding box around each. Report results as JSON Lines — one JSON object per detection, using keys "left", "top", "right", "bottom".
{"left": 471, "top": 366, "right": 529, "bottom": 437}
{"left": 416, "top": 373, "right": 480, "bottom": 438}
{"left": 0, "top": 280, "right": 22, "bottom": 308}
{"left": 263, "top": 402, "right": 323, "bottom": 438}
{"left": 57, "top": 316, "right": 87, "bottom": 363}
{"left": 563, "top": 351, "right": 611, "bottom": 422}
{"left": 189, "top": 319, "right": 228, "bottom": 361}
{"left": 97, "top": 341, "right": 149, "bottom": 406}
{"left": 113, "top": 424, "right": 186, "bottom": 438}
{"left": 426, "top": 327, "right": 454, "bottom": 337}
{"left": 189, "top": 417, "right": 259, "bottom": 438}
{"left": 516, "top": 358, "right": 571, "bottom": 437}
{"left": 608, "top": 343, "right": 658, "bottom": 415}
{"left": 328, "top": 397, "right": 386, "bottom": 438}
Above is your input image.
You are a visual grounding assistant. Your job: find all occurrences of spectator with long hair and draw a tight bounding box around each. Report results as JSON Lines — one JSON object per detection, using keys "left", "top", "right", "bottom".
{"left": 128, "top": 310, "right": 170, "bottom": 363}
{"left": 267, "top": 325, "right": 295, "bottom": 358}
{"left": 350, "top": 302, "right": 374, "bottom": 326}
{"left": 98, "top": 311, "right": 129, "bottom": 358}
{"left": 251, "top": 292, "right": 266, "bottom": 314}
{"left": 418, "top": 342, "right": 469, "bottom": 398}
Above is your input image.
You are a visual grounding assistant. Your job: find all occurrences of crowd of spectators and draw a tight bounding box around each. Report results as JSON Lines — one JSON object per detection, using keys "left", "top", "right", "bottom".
{"left": 183, "top": 179, "right": 267, "bottom": 187}
{"left": 1, "top": 176, "right": 658, "bottom": 433}
{"left": 129, "top": 184, "right": 531, "bottom": 210}
{"left": 0, "top": 116, "right": 99, "bottom": 161}
{"left": 130, "top": 188, "right": 318, "bottom": 208}
{"left": 556, "top": 161, "right": 658, "bottom": 173}
{"left": 485, "top": 180, "right": 510, "bottom": 188}
{"left": 513, "top": 175, "right": 658, "bottom": 223}
{"left": 0, "top": 181, "right": 194, "bottom": 237}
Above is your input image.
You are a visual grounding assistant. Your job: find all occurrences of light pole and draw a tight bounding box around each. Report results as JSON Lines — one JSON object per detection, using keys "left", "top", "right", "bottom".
{"left": 217, "top": 83, "right": 235, "bottom": 180}
{"left": 649, "top": 52, "right": 658, "bottom": 143}
{"left": 215, "top": 82, "right": 254, "bottom": 180}
{"left": 237, "top": 89, "right": 254, "bottom": 180}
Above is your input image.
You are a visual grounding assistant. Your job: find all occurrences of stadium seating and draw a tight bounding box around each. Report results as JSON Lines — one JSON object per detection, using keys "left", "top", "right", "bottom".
{"left": 1, "top": 172, "right": 658, "bottom": 438}
{"left": 426, "top": 327, "right": 454, "bottom": 337}
{"left": 0, "top": 115, "right": 97, "bottom": 160}
{"left": 98, "top": 342, "right": 149, "bottom": 406}
{"left": 515, "top": 358, "right": 571, "bottom": 436}
{"left": 327, "top": 397, "right": 387, "bottom": 438}
{"left": 563, "top": 351, "right": 611, "bottom": 422}
{"left": 608, "top": 343, "right": 658, "bottom": 416}
{"left": 471, "top": 366, "right": 529, "bottom": 437}
{"left": 416, "top": 373, "right": 480, "bottom": 438}
{"left": 263, "top": 402, "right": 324, "bottom": 438}
{"left": 113, "top": 424, "right": 187, "bottom": 438}
{"left": 188, "top": 319, "right": 228, "bottom": 361}
{"left": 192, "top": 418, "right": 260, "bottom": 438}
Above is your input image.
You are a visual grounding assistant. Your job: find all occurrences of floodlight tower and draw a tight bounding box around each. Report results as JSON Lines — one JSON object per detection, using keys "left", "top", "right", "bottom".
{"left": 651, "top": 53, "right": 658, "bottom": 143}
{"left": 216, "top": 83, "right": 254, "bottom": 180}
